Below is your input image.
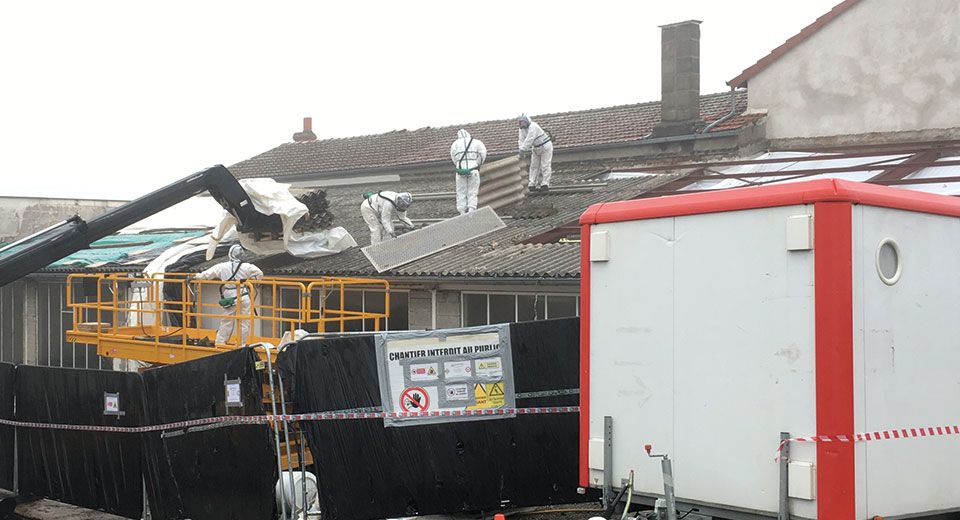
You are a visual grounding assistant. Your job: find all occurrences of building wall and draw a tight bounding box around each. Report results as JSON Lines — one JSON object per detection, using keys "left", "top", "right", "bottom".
{"left": 0, "top": 197, "right": 126, "bottom": 242}
{"left": 746, "top": 0, "right": 960, "bottom": 140}
{"left": 0, "top": 275, "right": 113, "bottom": 369}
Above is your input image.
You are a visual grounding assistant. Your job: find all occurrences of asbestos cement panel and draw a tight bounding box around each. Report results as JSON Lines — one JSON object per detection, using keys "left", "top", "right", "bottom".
{"left": 362, "top": 206, "right": 505, "bottom": 273}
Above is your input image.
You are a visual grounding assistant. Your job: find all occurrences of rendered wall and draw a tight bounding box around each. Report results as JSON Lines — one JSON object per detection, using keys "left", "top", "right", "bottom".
{"left": 854, "top": 206, "right": 960, "bottom": 517}
{"left": 745, "top": 0, "right": 960, "bottom": 140}
{"left": 0, "top": 196, "right": 126, "bottom": 243}
{"left": 588, "top": 205, "right": 818, "bottom": 518}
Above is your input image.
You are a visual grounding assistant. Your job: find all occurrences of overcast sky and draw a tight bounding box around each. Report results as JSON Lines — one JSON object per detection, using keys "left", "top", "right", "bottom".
{"left": 0, "top": 0, "right": 838, "bottom": 200}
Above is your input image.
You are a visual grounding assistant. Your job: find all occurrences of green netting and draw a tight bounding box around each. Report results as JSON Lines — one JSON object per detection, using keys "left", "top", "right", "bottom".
{"left": 49, "top": 231, "right": 205, "bottom": 267}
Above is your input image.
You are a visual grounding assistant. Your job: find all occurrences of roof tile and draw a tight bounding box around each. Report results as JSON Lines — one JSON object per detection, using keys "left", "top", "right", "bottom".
{"left": 231, "top": 91, "right": 750, "bottom": 179}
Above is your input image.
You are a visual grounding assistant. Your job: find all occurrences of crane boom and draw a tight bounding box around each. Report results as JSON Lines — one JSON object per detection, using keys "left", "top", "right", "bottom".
{"left": 0, "top": 165, "right": 276, "bottom": 287}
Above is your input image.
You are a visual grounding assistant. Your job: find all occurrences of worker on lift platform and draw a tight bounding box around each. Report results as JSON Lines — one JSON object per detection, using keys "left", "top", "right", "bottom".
{"left": 193, "top": 244, "right": 263, "bottom": 345}
{"left": 360, "top": 191, "right": 414, "bottom": 245}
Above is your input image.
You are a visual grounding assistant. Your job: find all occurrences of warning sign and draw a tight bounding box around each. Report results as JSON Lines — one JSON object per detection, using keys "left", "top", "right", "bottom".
{"left": 400, "top": 387, "right": 430, "bottom": 412}
{"left": 104, "top": 395, "right": 119, "bottom": 413}
{"left": 409, "top": 362, "right": 439, "bottom": 382}
{"left": 376, "top": 326, "right": 516, "bottom": 426}
{"left": 475, "top": 357, "right": 503, "bottom": 379}
{"left": 444, "top": 360, "right": 472, "bottom": 380}
{"left": 471, "top": 381, "right": 506, "bottom": 409}
{"left": 445, "top": 384, "right": 469, "bottom": 401}
{"left": 103, "top": 392, "right": 124, "bottom": 416}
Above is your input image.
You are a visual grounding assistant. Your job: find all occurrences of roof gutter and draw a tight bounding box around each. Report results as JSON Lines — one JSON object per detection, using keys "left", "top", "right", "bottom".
{"left": 271, "top": 273, "right": 581, "bottom": 285}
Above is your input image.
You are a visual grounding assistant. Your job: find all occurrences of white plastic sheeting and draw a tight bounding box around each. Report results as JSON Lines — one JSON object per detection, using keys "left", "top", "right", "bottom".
{"left": 206, "top": 178, "right": 356, "bottom": 260}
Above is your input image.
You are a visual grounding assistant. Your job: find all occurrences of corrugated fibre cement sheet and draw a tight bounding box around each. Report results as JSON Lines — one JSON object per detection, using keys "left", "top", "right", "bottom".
{"left": 362, "top": 206, "right": 505, "bottom": 272}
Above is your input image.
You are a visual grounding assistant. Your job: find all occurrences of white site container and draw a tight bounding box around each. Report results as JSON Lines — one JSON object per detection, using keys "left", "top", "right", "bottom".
{"left": 579, "top": 179, "right": 960, "bottom": 519}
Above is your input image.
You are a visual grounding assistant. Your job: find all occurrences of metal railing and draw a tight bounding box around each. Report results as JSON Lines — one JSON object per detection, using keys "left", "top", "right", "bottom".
{"left": 65, "top": 273, "right": 390, "bottom": 361}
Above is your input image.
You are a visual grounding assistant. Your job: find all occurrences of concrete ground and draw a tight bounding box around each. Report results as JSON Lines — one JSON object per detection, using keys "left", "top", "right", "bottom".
{"left": 0, "top": 490, "right": 126, "bottom": 520}
{"left": 1, "top": 489, "right": 603, "bottom": 520}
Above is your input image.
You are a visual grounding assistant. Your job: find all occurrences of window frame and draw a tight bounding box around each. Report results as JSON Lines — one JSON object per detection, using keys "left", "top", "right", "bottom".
{"left": 460, "top": 290, "right": 580, "bottom": 327}
{"left": 321, "top": 287, "right": 410, "bottom": 332}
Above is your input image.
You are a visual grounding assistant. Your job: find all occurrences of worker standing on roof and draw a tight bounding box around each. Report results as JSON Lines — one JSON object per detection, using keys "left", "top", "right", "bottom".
{"left": 361, "top": 191, "right": 414, "bottom": 245}
{"left": 450, "top": 129, "right": 488, "bottom": 215}
{"left": 193, "top": 245, "right": 263, "bottom": 345}
{"left": 518, "top": 114, "right": 553, "bottom": 192}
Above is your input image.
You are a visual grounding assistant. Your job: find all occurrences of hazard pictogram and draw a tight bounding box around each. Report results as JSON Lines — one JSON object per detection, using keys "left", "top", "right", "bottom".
{"left": 399, "top": 387, "right": 430, "bottom": 412}
{"left": 489, "top": 382, "right": 504, "bottom": 396}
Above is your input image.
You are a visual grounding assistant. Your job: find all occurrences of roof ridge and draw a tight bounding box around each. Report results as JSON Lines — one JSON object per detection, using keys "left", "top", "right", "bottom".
{"left": 281, "top": 90, "right": 741, "bottom": 147}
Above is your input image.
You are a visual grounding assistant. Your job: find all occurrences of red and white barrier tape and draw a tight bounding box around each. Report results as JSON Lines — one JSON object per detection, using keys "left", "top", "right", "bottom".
{"left": 776, "top": 425, "right": 960, "bottom": 461}
{"left": 0, "top": 406, "right": 579, "bottom": 434}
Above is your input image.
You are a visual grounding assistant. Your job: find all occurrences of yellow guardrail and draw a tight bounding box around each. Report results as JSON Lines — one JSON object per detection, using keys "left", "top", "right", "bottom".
{"left": 65, "top": 272, "right": 390, "bottom": 364}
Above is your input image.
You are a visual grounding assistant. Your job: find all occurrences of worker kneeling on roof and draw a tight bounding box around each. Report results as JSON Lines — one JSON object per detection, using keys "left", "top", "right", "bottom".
{"left": 360, "top": 191, "right": 414, "bottom": 245}
{"left": 518, "top": 114, "right": 553, "bottom": 192}
{"left": 449, "top": 129, "right": 487, "bottom": 215}
{"left": 194, "top": 244, "right": 263, "bottom": 345}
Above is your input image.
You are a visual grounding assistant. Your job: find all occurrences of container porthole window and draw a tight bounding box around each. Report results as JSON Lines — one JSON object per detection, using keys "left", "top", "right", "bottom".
{"left": 876, "top": 237, "right": 902, "bottom": 285}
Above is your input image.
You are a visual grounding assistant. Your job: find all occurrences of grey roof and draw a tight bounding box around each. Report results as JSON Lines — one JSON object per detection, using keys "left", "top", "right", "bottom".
{"left": 227, "top": 166, "right": 670, "bottom": 280}
{"left": 230, "top": 91, "right": 754, "bottom": 179}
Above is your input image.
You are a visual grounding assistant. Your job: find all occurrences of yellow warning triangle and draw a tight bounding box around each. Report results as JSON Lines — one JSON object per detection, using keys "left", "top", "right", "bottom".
{"left": 489, "top": 382, "right": 504, "bottom": 396}
{"left": 474, "top": 383, "right": 487, "bottom": 397}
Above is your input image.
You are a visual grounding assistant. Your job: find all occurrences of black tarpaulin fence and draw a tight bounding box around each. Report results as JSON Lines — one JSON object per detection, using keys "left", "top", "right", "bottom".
{"left": 0, "top": 362, "right": 14, "bottom": 491}
{"left": 14, "top": 364, "right": 145, "bottom": 519}
{"left": 142, "top": 346, "right": 277, "bottom": 520}
{"left": 1, "top": 320, "right": 588, "bottom": 519}
{"left": 276, "top": 317, "right": 591, "bottom": 520}
{"left": 1, "top": 347, "right": 278, "bottom": 520}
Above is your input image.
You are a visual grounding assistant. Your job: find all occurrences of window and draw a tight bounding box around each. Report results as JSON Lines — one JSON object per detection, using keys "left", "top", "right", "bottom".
{"left": 321, "top": 289, "right": 409, "bottom": 332}
{"left": 461, "top": 292, "right": 580, "bottom": 327}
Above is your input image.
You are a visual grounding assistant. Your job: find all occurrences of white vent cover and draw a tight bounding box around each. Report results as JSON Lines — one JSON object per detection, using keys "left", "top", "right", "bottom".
{"left": 361, "top": 206, "right": 506, "bottom": 273}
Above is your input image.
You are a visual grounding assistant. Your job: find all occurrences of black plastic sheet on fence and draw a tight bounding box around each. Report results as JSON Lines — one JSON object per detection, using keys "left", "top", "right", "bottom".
{"left": 15, "top": 364, "right": 145, "bottom": 519}
{"left": 0, "top": 362, "right": 14, "bottom": 491}
{"left": 142, "top": 346, "right": 277, "bottom": 520}
{"left": 277, "top": 317, "right": 590, "bottom": 520}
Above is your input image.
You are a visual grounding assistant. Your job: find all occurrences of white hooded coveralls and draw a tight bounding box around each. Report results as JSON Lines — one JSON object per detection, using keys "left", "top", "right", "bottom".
{"left": 518, "top": 116, "right": 553, "bottom": 188}
{"left": 195, "top": 259, "right": 263, "bottom": 345}
{"left": 449, "top": 129, "right": 487, "bottom": 214}
{"left": 360, "top": 191, "right": 414, "bottom": 245}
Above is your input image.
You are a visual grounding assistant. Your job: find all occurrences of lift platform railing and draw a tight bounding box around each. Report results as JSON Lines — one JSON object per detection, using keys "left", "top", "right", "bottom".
{"left": 64, "top": 273, "right": 390, "bottom": 363}
{"left": 305, "top": 277, "right": 391, "bottom": 333}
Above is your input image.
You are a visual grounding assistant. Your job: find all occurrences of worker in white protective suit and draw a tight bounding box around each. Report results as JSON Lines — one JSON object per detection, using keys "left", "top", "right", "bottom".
{"left": 449, "top": 129, "right": 488, "bottom": 214}
{"left": 360, "top": 191, "right": 414, "bottom": 245}
{"left": 193, "top": 245, "right": 263, "bottom": 345}
{"left": 518, "top": 114, "right": 554, "bottom": 192}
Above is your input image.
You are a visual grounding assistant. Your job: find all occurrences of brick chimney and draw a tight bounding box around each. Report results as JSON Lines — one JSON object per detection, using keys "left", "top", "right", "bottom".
{"left": 293, "top": 117, "right": 317, "bottom": 142}
{"left": 651, "top": 20, "right": 704, "bottom": 138}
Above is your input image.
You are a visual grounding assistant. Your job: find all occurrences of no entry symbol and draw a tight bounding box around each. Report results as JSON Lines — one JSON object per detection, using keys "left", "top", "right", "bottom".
{"left": 399, "top": 387, "right": 429, "bottom": 412}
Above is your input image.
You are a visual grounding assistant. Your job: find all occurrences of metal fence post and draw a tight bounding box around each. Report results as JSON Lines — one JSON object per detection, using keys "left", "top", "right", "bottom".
{"left": 142, "top": 476, "right": 152, "bottom": 519}
{"left": 603, "top": 415, "right": 613, "bottom": 508}
{"left": 779, "top": 431, "right": 790, "bottom": 520}
{"left": 12, "top": 392, "right": 18, "bottom": 495}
